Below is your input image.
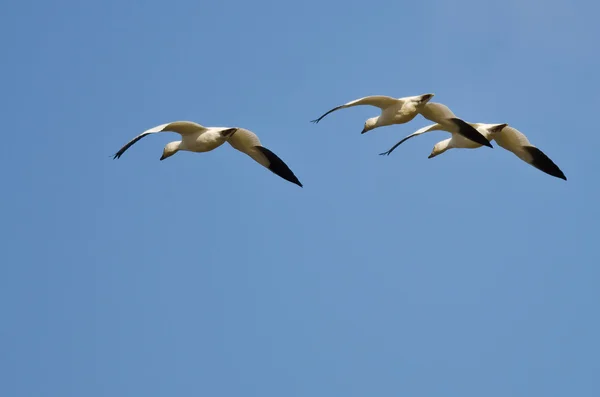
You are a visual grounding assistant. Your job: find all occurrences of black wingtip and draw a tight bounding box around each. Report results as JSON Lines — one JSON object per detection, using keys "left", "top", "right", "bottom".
{"left": 523, "top": 146, "right": 567, "bottom": 180}
{"left": 254, "top": 146, "right": 303, "bottom": 187}
{"left": 310, "top": 106, "right": 342, "bottom": 125}
{"left": 449, "top": 118, "right": 494, "bottom": 148}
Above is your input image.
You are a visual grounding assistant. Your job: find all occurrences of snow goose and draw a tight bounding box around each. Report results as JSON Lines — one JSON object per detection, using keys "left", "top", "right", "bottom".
{"left": 310, "top": 94, "right": 493, "bottom": 148}
{"left": 113, "top": 121, "right": 303, "bottom": 187}
{"left": 380, "top": 122, "right": 566, "bottom": 180}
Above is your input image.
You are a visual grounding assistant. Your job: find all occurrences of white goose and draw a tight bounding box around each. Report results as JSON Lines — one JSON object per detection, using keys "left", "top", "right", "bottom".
{"left": 310, "top": 94, "right": 493, "bottom": 148}
{"left": 380, "top": 122, "right": 566, "bottom": 180}
{"left": 113, "top": 121, "right": 303, "bottom": 187}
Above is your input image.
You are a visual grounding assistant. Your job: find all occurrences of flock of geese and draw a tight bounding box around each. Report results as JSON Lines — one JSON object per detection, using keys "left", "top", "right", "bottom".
{"left": 113, "top": 93, "right": 567, "bottom": 186}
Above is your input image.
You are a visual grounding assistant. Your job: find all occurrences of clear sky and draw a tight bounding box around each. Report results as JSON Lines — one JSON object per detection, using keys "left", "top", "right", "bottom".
{"left": 1, "top": 0, "right": 599, "bottom": 396}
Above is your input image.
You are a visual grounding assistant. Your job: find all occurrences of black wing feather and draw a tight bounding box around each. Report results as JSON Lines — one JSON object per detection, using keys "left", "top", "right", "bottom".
{"left": 254, "top": 146, "right": 303, "bottom": 187}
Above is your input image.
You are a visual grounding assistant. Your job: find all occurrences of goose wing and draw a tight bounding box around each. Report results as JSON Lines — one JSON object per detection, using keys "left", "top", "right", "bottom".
{"left": 311, "top": 95, "right": 400, "bottom": 123}
{"left": 494, "top": 126, "right": 566, "bottom": 180}
{"left": 379, "top": 123, "right": 447, "bottom": 156}
{"left": 419, "top": 102, "right": 492, "bottom": 148}
{"left": 113, "top": 121, "right": 206, "bottom": 159}
{"left": 227, "top": 128, "right": 303, "bottom": 187}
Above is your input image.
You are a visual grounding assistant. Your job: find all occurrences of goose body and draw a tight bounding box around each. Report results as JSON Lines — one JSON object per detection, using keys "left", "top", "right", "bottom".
{"left": 113, "top": 121, "right": 303, "bottom": 187}
{"left": 380, "top": 122, "right": 566, "bottom": 180}
{"left": 311, "top": 94, "right": 432, "bottom": 132}
{"left": 311, "top": 94, "right": 492, "bottom": 147}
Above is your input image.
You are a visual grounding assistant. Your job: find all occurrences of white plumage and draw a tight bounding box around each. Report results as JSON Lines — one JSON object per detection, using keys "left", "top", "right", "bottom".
{"left": 113, "top": 121, "right": 303, "bottom": 187}
{"left": 380, "top": 122, "right": 566, "bottom": 180}
{"left": 310, "top": 94, "right": 493, "bottom": 148}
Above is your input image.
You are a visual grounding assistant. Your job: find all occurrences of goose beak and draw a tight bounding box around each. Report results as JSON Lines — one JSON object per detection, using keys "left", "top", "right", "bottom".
{"left": 361, "top": 127, "right": 367, "bottom": 134}
{"left": 160, "top": 154, "right": 167, "bottom": 161}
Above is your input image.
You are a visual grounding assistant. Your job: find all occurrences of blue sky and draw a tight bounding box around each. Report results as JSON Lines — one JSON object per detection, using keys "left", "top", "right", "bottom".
{"left": 1, "top": 0, "right": 599, "bottom": 396}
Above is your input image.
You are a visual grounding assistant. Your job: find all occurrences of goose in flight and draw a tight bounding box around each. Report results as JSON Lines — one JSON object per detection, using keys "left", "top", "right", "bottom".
{"left": 380, "top": 122, "right": 566, "bottom": 180}
{"left": 113, "top": 121, "right": 303, "bottom": 187}
{"left": 310, "top": 94, "right": 493, "bottom": 148}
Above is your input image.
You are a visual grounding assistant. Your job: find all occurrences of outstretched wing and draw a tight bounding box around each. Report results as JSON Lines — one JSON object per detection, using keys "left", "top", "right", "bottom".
{"left": 494, "top": 126, "right": 566, "bottom": 180}
{"left": 419, "top": 102, "right": 457, "bottom": 122}
{"left": 226, "top": 128, "right": 263, "bottom": 159}
{"left": 379, "top": 123, "right": 446, "bottom": 156}
{"left": 418, "top": 102, "right": 492, "bottom": 147}
{"left": 310, "top": 95, "right": 400, "bottom": 124}
{"left": 113, "top": 121, "right": 206, "bottom": 159}
{"left": 227, "top": 128, "right": 303, "bottom": 187}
